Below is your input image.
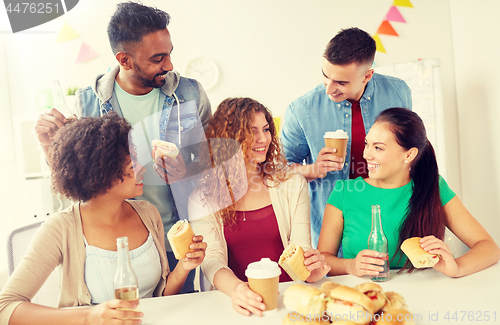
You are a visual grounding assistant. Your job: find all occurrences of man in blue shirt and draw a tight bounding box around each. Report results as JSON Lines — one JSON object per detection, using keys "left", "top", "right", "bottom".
{"left": 281, "top": 27, "right": 412, "bottom": 248}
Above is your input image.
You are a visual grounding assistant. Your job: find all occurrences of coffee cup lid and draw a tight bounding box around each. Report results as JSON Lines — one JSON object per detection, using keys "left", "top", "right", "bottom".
{"left": 324, "top": 129, "right": 349, "bottom": 139}
{"left": 245, "top": 258, "right": 281, "bottom": 279}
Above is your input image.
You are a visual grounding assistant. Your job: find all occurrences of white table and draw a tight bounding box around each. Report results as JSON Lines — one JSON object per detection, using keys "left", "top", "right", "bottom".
{"left": 139, "top": 262, "right": 500, "bottom": 325}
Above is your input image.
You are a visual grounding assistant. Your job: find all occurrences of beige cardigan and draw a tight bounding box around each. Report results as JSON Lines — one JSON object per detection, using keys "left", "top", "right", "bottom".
{"left": 188, "top": 173, "right": 311, "bottom": 286}
{"left": 0, "top": 200, "right": 169, "bottom": 325}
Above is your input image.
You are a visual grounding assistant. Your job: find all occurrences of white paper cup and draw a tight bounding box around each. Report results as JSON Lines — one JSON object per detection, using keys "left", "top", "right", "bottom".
{"left": 245, "top": 258, "right": 281, "bottom": 314}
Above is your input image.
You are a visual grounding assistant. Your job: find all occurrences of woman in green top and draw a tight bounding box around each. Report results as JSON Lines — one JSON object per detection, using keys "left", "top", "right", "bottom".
{"left": 318, "top": 107, "right": 500, "bottom": 277}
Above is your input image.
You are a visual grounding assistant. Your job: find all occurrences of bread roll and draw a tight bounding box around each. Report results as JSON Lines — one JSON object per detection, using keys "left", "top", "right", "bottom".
{"left": 167, "top": 219, "right": 195, "bottom": 259}
{"left": 381, "top": 292, "right": 408, "bottom": 313}
{"left": 320, "top": 281, "right": 341, "bottom": 296}
{"left": 283, "top": 284, "right": 325, "bottom": 316}
{"left": 354, "top": 282, "right": 386, "bottom": 313}
{"left": 400, "top": 237, "right": 440, "bottom": 268}
{"left": 152, "top": 139, "right": 179, "bottom": 160}
{"left": 279, "top": 244, "right": 311, "bottom": 281}
{"left": 326, "top": 285, "right": 375, "bottom": 324}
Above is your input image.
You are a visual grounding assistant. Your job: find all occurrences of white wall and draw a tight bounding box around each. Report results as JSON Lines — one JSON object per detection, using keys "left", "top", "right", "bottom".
{"left": 1, "top": 0, "right": 498, "bottom": 272}
{"left": 0, "top": 33, "right": 18, "bottom": 278}
{"left": 450, "top": 0, "right": 500, "bottom": 245}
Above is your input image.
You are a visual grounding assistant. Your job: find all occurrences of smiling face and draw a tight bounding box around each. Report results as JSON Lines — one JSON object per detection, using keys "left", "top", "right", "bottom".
{"left": 128, "top": 28, "right": 174, "bottom": 90}
{"left": 107, "top": 156, "right": 146, "bottom": 199}
{"left": 321, "top": 58, "right": 374, "bottom": 103}
{"left": 246, "top": 111, "right": 272, "bottom": 168}
{"left": 363, "top": 122, "right": 417, "bottom": 188}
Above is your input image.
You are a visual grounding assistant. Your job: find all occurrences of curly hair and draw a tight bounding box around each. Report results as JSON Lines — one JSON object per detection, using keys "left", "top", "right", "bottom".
{"left": 199, "top": 97, "right": 289, "bottom": 227}
{"left": 48, "top": 113, "right": 133, "bottom": 202}
{"left": 323, "top": 27, "right": 376, "bottom": 67}
{"left": 107, "top": 1, "right": 170, "bottom": 55}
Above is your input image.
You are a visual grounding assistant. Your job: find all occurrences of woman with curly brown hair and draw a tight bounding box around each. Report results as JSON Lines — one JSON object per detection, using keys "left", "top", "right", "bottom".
{"left": 0, "top": 114, "right": 206, "bottom": 325}
{"left": 188, "top": 98, "right": 330, "bottom": 317}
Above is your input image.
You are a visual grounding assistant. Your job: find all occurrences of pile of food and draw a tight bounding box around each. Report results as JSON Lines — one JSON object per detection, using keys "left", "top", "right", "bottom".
{"left": 283, "top": 282, "right": 414, "bottom": 325}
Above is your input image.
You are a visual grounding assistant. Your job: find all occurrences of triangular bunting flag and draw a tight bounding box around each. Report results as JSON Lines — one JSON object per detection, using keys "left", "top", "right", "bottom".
{"left": 76, "top": 42, "right": 99, "bottom": 63}
{"left": 378, "top": 21, "right": 399, "bottom": 36}
{"left": 56, "top": 22, "right": 80, "bottom": 43}
{"left": 373, "top": 34, "right": 386, "bottom": 53}
{"left": 386, "top": 6, "right": 406, "bottom": 23}
{"left": 393, "top": 0, "right": 413, "bottom": 8}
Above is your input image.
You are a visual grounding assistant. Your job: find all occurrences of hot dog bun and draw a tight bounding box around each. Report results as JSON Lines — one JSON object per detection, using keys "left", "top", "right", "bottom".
{"left": 167, "top": 219, "right": 195, "bottom": 259}
{"left": 320, "top": 281, "right": 341, "bottom": 296}
{"left": 381, "top": 292, "right": 408, "bottom": 312}
{"left": 354, "top": 282, "right": 386, "bottom": 313}
{"left": 279, "top": 244, "right": 311, "bottom": 282}
{"left": 283, "top": 284, "right": 325, "bottom": 316}
{"left": 152, "top": 139, "right": 179, "bottom": 160}
{"left": 400, "top": 237, "right": 440, "bottom": 268}
{"left": 326, "top": 285, "right": 376, "bottom": 324}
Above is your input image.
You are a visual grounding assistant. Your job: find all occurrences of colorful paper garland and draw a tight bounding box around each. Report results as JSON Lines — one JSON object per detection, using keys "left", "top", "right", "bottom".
{"left": 376, "top": 0, "right": 414, "bottom": 53}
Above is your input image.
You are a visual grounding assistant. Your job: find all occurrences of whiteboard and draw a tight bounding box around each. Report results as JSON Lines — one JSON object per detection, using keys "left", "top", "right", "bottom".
{"left": 374, "top": 59, "right": 446, "bottom": 178}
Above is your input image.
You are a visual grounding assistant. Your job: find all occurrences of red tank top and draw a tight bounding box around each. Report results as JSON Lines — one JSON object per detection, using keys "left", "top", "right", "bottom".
{"left": 348, "top": 99, "right": 368, "bottom": 179}
{"left": 224, "top": 205, "right": 293, "bottom": 282}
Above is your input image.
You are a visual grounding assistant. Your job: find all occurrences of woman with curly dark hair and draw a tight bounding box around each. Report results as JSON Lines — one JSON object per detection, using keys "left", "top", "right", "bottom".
{"left": 0, "top": 114, "right": 206, "bottom": 325}
{"left": 188, "top": 98, "right": 330, "bottom": 317}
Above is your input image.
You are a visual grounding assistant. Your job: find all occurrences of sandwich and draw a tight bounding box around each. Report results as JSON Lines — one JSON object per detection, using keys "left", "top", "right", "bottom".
{"left": 353, "top": 282, "right": 386, "bottom": 313}
{"left": 400, "top": 237, "right": 440, "bottom": 268}
{"left": 326, "top": 285, "right": 375, "bottom": 325}
{"left": 320, "top": 281, "right": 341, "bottom": 296}
{"left": 283, "top": 284, "right": 326, "bottom": 316}
{"left": 279, "top": 244, "right": 311, "bottom": 282}
{"left": 167, "top": 219, "right": 195, "bottom": 259}
{"left": 380, "top": 292, "right": 408, "bottom": 313}
{"left": 152, "top": 139, "right": 179, "bottom": 160}
{"left": 375, "top": 309, "right": 415, "bottom": 325}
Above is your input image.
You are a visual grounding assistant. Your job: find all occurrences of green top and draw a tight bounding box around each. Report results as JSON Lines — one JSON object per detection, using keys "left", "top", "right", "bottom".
{"left": 326, "top": 176, "right": 456, "bottom": 268}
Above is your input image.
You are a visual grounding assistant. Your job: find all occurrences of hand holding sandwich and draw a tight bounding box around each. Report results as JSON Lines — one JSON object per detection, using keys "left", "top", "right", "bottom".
{"left": 176, "top": 235, "right": 207, "bottom": 271}
{"left": 151, "top": 140, "right": 186, "bottom": 183}
{"left": 152, "top": 150, "right": 186, "bottom": 184}
{"left": 303, "top": 249, "right": 331, "bottom": 282}
{"left": 348, "top": 249, "right": 387, "bottom": 277}
{"left": 166, "top": 220, "right": 207, "bottom": 272}
{"left": 418, "top": 236, "right": 457, "bottom": 276}
{"left": 163, "top": 234, "right": 207, "bottom": 296}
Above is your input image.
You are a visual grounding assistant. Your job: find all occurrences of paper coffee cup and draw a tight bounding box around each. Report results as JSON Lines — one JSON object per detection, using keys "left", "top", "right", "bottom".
{"left": 245, "top": 258, "right": 281, "bottom": 315}
{"left": 324, "top": 130, "right": 349, "bottom": 161}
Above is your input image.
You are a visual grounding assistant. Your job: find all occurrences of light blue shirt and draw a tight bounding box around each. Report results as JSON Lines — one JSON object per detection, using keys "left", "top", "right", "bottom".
{"left": 84, "top": 233, "right": 162, "bottom": 304}
{"left": 281, "top": 73, "right": 412, "bottom": 248}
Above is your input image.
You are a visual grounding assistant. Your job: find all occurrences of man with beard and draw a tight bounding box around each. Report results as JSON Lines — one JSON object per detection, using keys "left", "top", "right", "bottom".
{"left": 34, "top": 2, "right": 212, "bottom": 293}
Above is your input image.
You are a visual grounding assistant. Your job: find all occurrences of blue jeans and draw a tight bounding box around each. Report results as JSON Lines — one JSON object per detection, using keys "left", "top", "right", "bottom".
{"left": 166, "top": 251, "right": 196, "bottom": 294}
